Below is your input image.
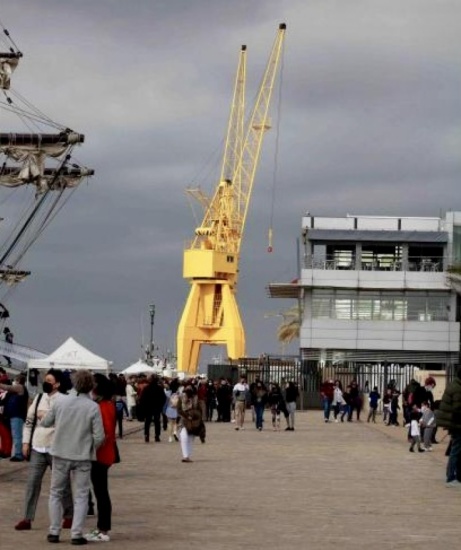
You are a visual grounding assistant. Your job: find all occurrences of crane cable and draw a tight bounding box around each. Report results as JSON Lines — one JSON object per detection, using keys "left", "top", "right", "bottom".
{"left": 267, "top": 43, "right": 285, "bottom": 253}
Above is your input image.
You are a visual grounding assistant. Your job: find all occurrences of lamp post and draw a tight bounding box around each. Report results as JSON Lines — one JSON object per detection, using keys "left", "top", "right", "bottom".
{"left": 148, "top": 304, "right": 155, "bottom": 366}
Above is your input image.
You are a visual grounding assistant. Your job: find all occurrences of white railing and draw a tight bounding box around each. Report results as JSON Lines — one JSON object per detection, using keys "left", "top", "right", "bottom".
{"left": 304, "top": 256, "right": 445, "bottom": 273}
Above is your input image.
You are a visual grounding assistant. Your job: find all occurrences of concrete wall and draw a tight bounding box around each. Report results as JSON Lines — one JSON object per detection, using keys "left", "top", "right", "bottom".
{"left": 300, "top": 319, "right": 460, "bottom": 352}
{"left": 300, "top": 268, "right": 448, "bottom": 291}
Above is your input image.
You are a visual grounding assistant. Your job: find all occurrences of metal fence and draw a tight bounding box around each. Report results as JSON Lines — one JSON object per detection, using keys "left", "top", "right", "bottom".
{"left": 207, "top": 353, "right": 461, "bottom": 410}
{"left": 209, "top": 357, "right": 422, "bottom": 409}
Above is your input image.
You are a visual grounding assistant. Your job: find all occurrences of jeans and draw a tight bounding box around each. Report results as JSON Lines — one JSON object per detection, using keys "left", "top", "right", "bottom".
{"left": 91, "top": 462, "right": 111, "bottom": 532}
{"left": 144, "top": 412, "right": 161, "bottom": 441}
{"left": 10, "top": 417, "right": 24, "bottom": 459}
{"left": 286, "top": 402, "right": 296, "bottom": 428}
{"left": 254, "top": 403, "right": 265, "bottom": 429}
{"left": 322, "top": 398, "right": 332, "bottom": 421}
{"left": 206, "top": 401, "right": 215, "bottom": 422}
{"left": 446, "top": 432, "right": 461, "bottom": 482}
{"left": 116, "top": 408, "right": 124, "bottom": 439}
{"left": 25, "top": 450, "right": 73, "bottom": 521}
{"left": 49, "top": 457, "right": 91, "bottom": 539}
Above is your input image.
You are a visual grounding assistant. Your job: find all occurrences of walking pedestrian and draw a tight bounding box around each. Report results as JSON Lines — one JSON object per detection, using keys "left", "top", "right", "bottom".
{"left": 41, "top": 370, "right": 105, "bottom": 545}
{"left": 251, "top": 381, "right": 268, "bottom": 431}
{"left": 205, "top": 380, "right": 217, "bottom": 422}
{"left": 320, "top": 379, "right": 334, "bottom": 423}
{"left": 233, "top": 376, "right": 249, "bottom": 430}
{"left": 14, "top": 369, "right": 73, "bottom": 532}
{"left": 420, "top": 401, "right": 436, "bottom": 452}
{"left": 331, "top": 380, "right": 344, "bottom": 423}
{"left": 0, "top": 373, "right": 28, "bottom": 461}
{"left": 407, "top": 410, "right": 424, "bottom": 453}
{"left": 268, "top": 383, "right": 285, "bottom": 431}
{"left": 125, "top": 377, "right": 137, "bottom": 421}
{"left": 139, "top": 375, "right": 166, "bottom": 443}
{"left": 367, "top": 387, "right": 381, "bottom": 423}
{"left": 85, "top": 373, "right": 117, "bottom": 543}
{"left": 177, "top": 385, "right": 202, "bottom": 462}
{"left": 164, "top": 380, "right": 179, "bottom": 442}
{"left": 284, "top": 381, "right": 299, "bottom": 431}
{"left": 347, "top": 380, "right": 362, "bottom": 422}
{"left": 382, "top": 388, "right": 392, "bottom": 424}
{"left": 436, "top": 366, "right": 461, "bottom": 486}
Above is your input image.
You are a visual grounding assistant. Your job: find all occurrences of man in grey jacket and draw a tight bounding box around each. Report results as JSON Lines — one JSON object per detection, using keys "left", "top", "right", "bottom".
{"left": 41, "top": 370, "right": 105, "bottom": 545}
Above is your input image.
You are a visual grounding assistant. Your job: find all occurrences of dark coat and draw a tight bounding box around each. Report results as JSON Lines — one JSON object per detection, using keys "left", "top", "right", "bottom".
{"left": 139, "top": 381, "right": 166, "bottom": 415}
{"left": 436, "top": 378, "right": 461, "bottom": 433}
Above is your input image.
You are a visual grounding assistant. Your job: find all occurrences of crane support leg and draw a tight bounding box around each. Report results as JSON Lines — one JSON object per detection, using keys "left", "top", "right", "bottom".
{"left": 177, "top": 280, "right": 246, "bottom": 374}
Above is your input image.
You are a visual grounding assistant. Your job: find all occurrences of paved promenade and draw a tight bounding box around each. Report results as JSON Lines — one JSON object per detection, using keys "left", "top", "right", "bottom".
{"left": 0, "top": 412, "right": 460, "bottom": 549}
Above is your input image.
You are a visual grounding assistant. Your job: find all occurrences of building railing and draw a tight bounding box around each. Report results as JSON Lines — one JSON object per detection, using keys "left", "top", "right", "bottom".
{"left": 303, "top": 255, "right": 445, "bottom": 273}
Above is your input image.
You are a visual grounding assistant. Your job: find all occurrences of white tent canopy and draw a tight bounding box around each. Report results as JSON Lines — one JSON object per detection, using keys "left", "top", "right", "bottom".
{"left": 120, "top": 360, "right": 155, "bottom": 376}
{"left": 27, "top": 337, "right": 111, "bottom": 371}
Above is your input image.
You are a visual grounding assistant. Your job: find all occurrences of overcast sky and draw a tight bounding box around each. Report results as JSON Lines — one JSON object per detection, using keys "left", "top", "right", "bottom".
{"left": 1, "top": 1, "right": 460, "bottom": 370}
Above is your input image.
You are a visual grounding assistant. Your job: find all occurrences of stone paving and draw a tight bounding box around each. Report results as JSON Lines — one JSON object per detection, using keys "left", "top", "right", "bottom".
{"left": 0, "top": 412, "right": 460, "bottom": 550}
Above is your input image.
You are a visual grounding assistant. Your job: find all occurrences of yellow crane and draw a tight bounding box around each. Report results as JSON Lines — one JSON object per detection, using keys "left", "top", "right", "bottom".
{"left": 177, "top": 23, "right": 287, "bottom": 375}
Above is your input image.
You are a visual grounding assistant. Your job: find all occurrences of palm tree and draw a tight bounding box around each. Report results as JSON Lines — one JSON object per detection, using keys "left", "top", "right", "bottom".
{"left": 275, "top": 306, "right": 301, "bottom": 346}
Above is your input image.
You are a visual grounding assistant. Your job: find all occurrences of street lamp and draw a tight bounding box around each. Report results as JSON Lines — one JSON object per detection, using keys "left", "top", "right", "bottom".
{"left": 148, "top": 304, "right": 155, "bottom": 365}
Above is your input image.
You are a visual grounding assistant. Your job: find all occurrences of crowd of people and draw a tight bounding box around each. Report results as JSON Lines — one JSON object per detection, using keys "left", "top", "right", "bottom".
{"left": 113, "top": 373, "right": 300, "bottom": 438}
{"left": 1, "top": 364, "right": 460, "bottom": 544}
{"left": 0, "top": 367, "right": 301, "bottom": 544}
{"left": 319, "top": 371, "right": 461, "bottom": 486}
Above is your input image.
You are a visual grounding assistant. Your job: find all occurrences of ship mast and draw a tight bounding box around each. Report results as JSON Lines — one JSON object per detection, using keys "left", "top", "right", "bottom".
{"left": 0, "top": 22, "right": 94, "bottom": 286}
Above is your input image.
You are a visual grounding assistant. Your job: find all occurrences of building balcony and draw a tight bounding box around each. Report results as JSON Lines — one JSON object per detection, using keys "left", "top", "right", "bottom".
{"left": 301, "top": 256, "right": 449, "bottom": 291}
{"left": 303, "top": 255, "right": 444, "bottom": 273}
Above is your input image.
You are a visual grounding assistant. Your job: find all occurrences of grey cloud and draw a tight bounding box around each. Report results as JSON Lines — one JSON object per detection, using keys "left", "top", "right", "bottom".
{"left": 1, "top": 1, "right": 460, "bottom": 368}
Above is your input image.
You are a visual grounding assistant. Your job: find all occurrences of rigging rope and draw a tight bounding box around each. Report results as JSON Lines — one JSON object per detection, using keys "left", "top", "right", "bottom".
{"left": 0, "top": 153, "right": 71, "bottom": 267}
{"left": 0, "top": 19, "right": 22, "bottom": 53}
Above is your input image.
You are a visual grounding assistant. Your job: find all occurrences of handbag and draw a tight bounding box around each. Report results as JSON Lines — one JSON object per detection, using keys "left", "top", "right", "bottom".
{"left": 25, "top": 393, "right": 43, "bottom": 462}
{"left": 183, "top": 408, "right": 202, "bottom": 435}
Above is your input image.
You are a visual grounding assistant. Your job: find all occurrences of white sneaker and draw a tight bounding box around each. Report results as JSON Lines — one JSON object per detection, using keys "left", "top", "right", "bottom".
{"left": 168, "top": 436, "right": 173, "bottom": 443}
{"left": 334, "top": 419, "right": 339, "bottom": 423}
{"left": 446, "top": 480, "right": 461, "bottom": 488}
{"left": 85, "top": 530, "right": 110, "bottom": 542}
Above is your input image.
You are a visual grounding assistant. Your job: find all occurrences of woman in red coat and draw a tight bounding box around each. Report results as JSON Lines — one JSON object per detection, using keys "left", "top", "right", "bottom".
{"left": 85, "top": 373, "right": 117, "bottom": 543}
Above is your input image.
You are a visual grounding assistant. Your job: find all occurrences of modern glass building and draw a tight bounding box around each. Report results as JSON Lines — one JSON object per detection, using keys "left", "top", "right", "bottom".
{"left": 269, "top": 212, "right": 461, "bottom": 370}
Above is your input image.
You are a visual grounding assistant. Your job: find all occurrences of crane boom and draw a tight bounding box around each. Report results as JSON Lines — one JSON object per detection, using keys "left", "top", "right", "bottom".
{"left": 177, "top": 24, "right": 286, "bottom": 375}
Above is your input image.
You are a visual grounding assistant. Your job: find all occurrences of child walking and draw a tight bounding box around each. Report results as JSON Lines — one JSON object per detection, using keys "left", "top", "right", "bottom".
{"left": 367, "top": 386, "right": 381, "bottom": 423}
{"left": 407, "top": 410, "right": 424, "bottom": 453}
{"left": 420, "top": 401, "right": 436, "bottom": 451}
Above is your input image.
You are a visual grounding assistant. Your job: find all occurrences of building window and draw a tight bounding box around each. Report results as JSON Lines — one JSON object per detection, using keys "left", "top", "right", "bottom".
{"left": 453, "top": 226, "right": 461, "bottom": 265}
{"left": 311, "top": 290, "right": 449, "bottom": 321}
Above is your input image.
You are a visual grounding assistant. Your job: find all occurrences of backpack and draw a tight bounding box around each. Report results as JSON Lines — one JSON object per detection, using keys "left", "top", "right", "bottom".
{"left": 169, "top": 394, "right": 179, "bottom": 408}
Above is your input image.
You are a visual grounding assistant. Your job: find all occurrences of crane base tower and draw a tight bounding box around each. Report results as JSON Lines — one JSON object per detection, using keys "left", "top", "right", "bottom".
{"left": 177, "top": 280, "right": 245, "bottom": 375}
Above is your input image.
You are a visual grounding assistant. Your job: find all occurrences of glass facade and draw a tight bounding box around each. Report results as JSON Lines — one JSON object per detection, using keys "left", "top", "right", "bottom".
{"left": 453, "top": 225, "right": 461, "bottom": 264}
{"left": 312, "top": 290, "right": 450, "bottom": 321}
